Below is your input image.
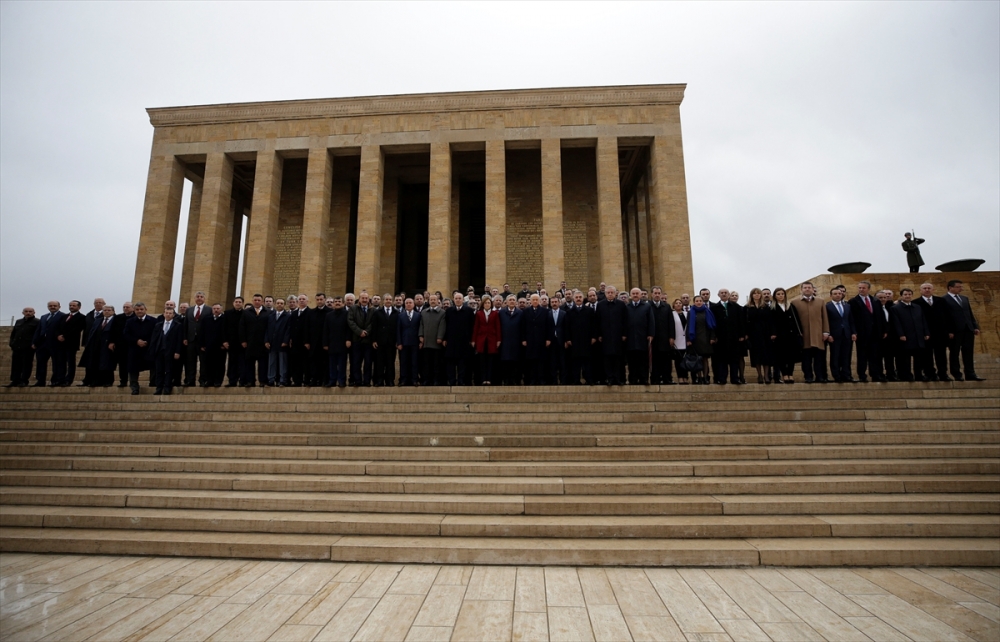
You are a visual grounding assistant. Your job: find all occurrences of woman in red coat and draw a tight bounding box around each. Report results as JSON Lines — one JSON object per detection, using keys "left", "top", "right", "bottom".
{"left": 472, "top": 296, "right": 502, "bottom": 384}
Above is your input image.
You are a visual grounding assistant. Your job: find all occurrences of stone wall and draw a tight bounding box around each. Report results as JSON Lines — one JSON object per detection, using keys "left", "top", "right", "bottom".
{"left": 505, "top": 149, "right": 543, "bottom": 287}
{"left": 787, "top": 271, "right": 1000, "bottom": 357}
{"left": 271, "top": 159, "right": 307, "bottom": 297}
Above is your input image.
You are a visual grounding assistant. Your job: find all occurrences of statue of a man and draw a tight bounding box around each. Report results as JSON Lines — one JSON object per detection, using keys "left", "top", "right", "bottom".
{"left": 902, "top": 232, "right": 925, "bottom": 273}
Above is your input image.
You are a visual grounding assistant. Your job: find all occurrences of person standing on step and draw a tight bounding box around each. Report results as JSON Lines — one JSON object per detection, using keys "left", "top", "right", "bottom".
{"left": 649, "top": 287, "right": 674, "bottom": 385}
{"left": 150, "top": 308, "right": 183, "bottom": 395}
{"left": 347, "top": 291, "right": 374, "bottom": 387}
{"left": 61, "top": 300, "right": 86, "bottom": 386}
{"left": 31, "top": 300, "right": 67, "bottom": 387}
{"left": 710, "top": 289, "right": 744, "bottom": 385}
{"left": 498, "top": 295, "right": 523, "bottom": 385}
{"left": 624, "top": 288, "right": 655, "bottom": 386}
{"left": 80, "top": 298, "right": 104, "bottom": 386}
{"left": 848, "top": 281, "right": 884, "bottom": 383}
{"left": 418, "top": 294, "right": 447, "bottom": 386}
{"left": 596, "top": 286, "right": 628, "bottom": 386}
{"left": 111, "top": 303, "right": 133, "bottom": 387}
{"left": 892, "top": 288, "right": 930, "bottom": 381}
{"left": 222, "top": 297, "right": 245, "bottom": 387}
{"left": 770, "top": 288, "right": 800, "bottom": 384}
{"left": 239, "top": 294, "right": 271, "bottom": 387}
{"left": 305, "top": 293, "right": 330, "bottom": 386}
{"left": 914, "top": 283, "right": 950, "bottom": 381}
{"left": 288, "top": 294, "right": 309, "bottom": 387}
{"left": 564, "top": 291, "right": 595, "bottom": 385}
{"left": 265, "top": 298, "right": 291, "bottom": 387}
{"left": 183, "top": 292, "right": 209, "bottom": 387}
{"left": 396, "top": 297, "right": 422, "bottom": 387}
{"left": 745, "top": 288, "right": 774, "bottom": 384}
{"left": 201, "top": 304, "right": 227, "bottom": 387}
{"left": 123, "top": 302, "right": 154, "bottom": 395}
{"left": 322, "top": 296, "right": 351, "bottom": 388}
{"left": 790, "top": 282, "right": 830, "bottom": 383}
{"left": 943, "top": 279, "right": 984, "bottom": 381}
{"left": 7, "top": 307, "right": 39, "bottom": 387}
{"left": 371, "top": 292, "right": 399, "bottom": 387}
{"left": 472, "top": 294, "right": 501, "bottom": 385}
{"left": 875, "top": 290, "right": 898, "bottom": 381}
{"left": 444, "top": 292, "right": 475, "bottom": 386}
{"left": 825, "top": 287, "right": 857, "bottom": 383}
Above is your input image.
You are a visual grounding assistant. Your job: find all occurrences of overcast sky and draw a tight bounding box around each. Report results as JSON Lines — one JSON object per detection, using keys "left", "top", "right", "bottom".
{"left": 1, "top": 1, "right": 997, "bottom": 321}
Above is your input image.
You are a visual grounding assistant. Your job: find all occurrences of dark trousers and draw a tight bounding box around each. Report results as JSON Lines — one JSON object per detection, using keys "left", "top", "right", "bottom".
{"left": 399, "top": 346, "right": 419, "bottom": 385}
{"left": 10, "top": 348, "right": 34, "bottom": 385}
{"left": 949, "top": 331, "right": 978, "bottom": 378}
{"left": 226, "top": 348, "right": 244, "bottom": 385}
{"left": 64, "top": 349, "right": 79, "bottom": 384}
{"left": 828, "top": 335, "right": 853, "bottom": 381}
{"left": 422, "top": 349, "right": 444, "bottom": 385}
{"left": 603, "top": 354, "right": 623, "bottom": 385}
{"left": 712, "top": 352, "right": 739, "bottom": 384}
{"left": 184, "top": 343, "right": 204, "bottom": 385}
{"left": 855, "top": 337, "right": 881, "bottom": 380}
{"left": 478, "top": 352, "right": 495, "bottom": 383}
{"left": 374, "top": 346, "right": 396, "bottom": 386}
{"left": 896, "top": 349, "right": 923, "bottom": 381}
{"left": 308, "top": 347, "right": 327, "bottom": 385}
{"left": 351, "top": 344, "right": 373, "bottom": 385}
{"left": 879, "top": 338, "right": 897, "bottom": 379}
{"left": 548, "top": 346, "right": 566, "bottom": 384}
{"left": 153, "top": 353, "right": 177, "bottom": 391}
{"left": 35, "top": 346, "right": 65, "bottom": 385}
{"left": 922, "top": 340, "right": 948, "bottom": 380}
{"left": 909, "top": 266, "right": 919, "bottom": 273}
{"left": 589, "top": 344, "right": 605, "bottom": 384}
{"left": 289, "top": 346, "right": 307, "bottom": 385}
{"left": 800, "top": 347, "right": 828, "bottom": 382}
{"left": 524, "top": 358, "right": 544, "bottom": 385}
{"left": 651, "top": 351, "right": 671, "bottom": 384}
{"left": 671, "top": 349, "right": 688, "bottom": 381}
{"left": 328, "top": 351, "right": 348, "bottom": 386}
{"left": 567, "top": 354, "right": 589, "bottom": 385}
{"left": 129, "top": 368, "right": 151, "bottom": 393}
{"left": 116, "top": 351, "right": 129, "bottom": 385}
{"left": 626, "top": 350, "right": 649, "bottom": 385}
{"left": 447, "top": 351, "right": 471, "bottom": 386}
{"left": 242, "top": 352, "right": 268, "bottom": 386}
{"left": 203, "top": 349, "right": 225, "bottom": 385}
{"left": 500, "top": 359, "right": 521, "bottom": 385}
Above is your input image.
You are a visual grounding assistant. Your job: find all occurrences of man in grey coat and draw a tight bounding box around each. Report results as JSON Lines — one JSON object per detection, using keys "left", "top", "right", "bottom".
{"left": 418, "top": 293, "right": 447, "bottom": 386}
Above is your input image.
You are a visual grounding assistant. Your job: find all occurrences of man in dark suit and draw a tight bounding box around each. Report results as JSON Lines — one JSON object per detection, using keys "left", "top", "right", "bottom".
{"left": 444, "top": 292, "right": 475, "bottom": 386}
{"left": 222, "top": 297, "right": 245, "bottom": 387}
{"left": 396, "top": 298, "right": 422, "bottom": 386}
{"left": 239, "top": 294, "right": 272, "bottom": 387}
{"left": 419, "top": 294, "right": 447, "bottom": 386}
{"left": 875, "top": 290, "right": 898, "bottom": 381}
{"left": 564, "top": 291, "right": 595, "bottom": 385}
{"left": 8, "top": 307, "right": 39, "bottom": 387}
{"left": 521, "top": 294, "right": 552, "bottom": 385}
{"left": 111, "top": 303, "right": 133, "bottom": 387}
{"left": 596, "top": 286, "right": 629, "bottom": 386}
{"left": 914, "top": 283, "right": 950, "bottom": 381}
{"left": 548, "top": 295, "right": 568, "bottom": 384}
{"left": 59, "top": 300, "right": 86, "bottom": 386}
{"left": 183, "top": 292, "right": 209, "bottom": 386}
{"left": 150, "top": 308, "right": 184, "bottom": 395}
{"left": 892, "top": 288, "right": 930, "bottom": 381}
{"left": 347, "top": 292, "right": 375, "bottom": 386}
{"left": 649, "top": 287, "right": 675, "bottom": 385}
{"left": 624, "top": 288, "right": 655, "bottom": 385}
{"left": 710, "top": 289, "right": 745, "bottom": 385}
{"left": 123, "top": 302, "right": 155, "bottom": 395}
{"left": 848, "top": 281, "right": 884, "bottom": 382}
{"left": 942, "top": 279, "right": 984, "bottom": 381}
{"left": 80, "top": 298, "right": 104, "bottom": 385}
{"left": 498, "top": 295, "right": 523, "bottom": 385}
{"left": 200, "top": 304, "right": 226, "bottom": 387}
{"left": 371, "top": 293, "right": 399, "bottom": 387}
{"left": 322, "top": 296, "right": 351, "bottom": 387}
{"left": 82, "top": 305, "right": 117, "bottom": 387}
{"left": 305, "top": 294, "right": 330, "bottom": 386}
{"left": 265, "top": 298, "right": 292, "bottom": 386}
{"left": 289, "top": 294, "right": 309, "bottom": 386}
{"left": 825, "top": 288, "right": 857, "bottom": 383}
{"left": 31, "top": 300, "right": 67, "bottom": 387}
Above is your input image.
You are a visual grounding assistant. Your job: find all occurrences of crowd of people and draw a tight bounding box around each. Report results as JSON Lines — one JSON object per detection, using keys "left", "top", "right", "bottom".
{"left": 6, "top": 278, "right": 984, "bottom": 394}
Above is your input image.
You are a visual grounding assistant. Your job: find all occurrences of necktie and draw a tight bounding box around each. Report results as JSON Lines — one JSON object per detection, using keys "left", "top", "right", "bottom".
{"left": 195, "top": 306, "right": 201, "bottom": 321}
{"left": 408, "top": 312, "right": 412, "bottom": 321}
{"left": 865, "top": 297, "right": 872, "bottom": 313}
{"left": 102, "top": 317, "right": 108, "bottom": 329}
{"left": 837, "top": 302, "right": 843, "bottom": 316}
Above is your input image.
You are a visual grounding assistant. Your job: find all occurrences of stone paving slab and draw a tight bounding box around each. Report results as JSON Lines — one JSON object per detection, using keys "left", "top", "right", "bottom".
{"left": 1, "top": 554, "right": 996, "bottom": 641}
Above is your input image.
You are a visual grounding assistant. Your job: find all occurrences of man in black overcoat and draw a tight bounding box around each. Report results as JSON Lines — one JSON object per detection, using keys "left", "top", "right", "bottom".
{"left": 239, "top": 294, "right": 272, "bottom": 387}
{"left": 596, "top": 286, "right": 629, "bottom": 386}
{"left": 649, "top": 288, "right": 675, "bottom": 385}
{"left": 848, "top": 281, "right": 884, "bottom": 382}
{"left": 444, "top": 292, "right": 475, "bottom": 385}
{"left": 564, "top": 291, "right": 595, "bottom": 385}
{"left": 123, "top": 302, "right": 155, "bottom": 395}
{"left": 914, "top": 283, "right": 950, "bottom": 381}
{"left": 61, "top": 300, "right": 87, "bottom": 385}
{"left": 520, "top": 294, "right": 553, "bottom": 385}
{"left": 891, "top": 288, "right": 930, "bottom": 381}
{"left": 942, "top": 279, "right": 983, "bottom": 381}
{"left": 111, "top": 303, "right": 133, "bottom": 387}
{"left": 222, "top": 297, "right": 245, "bottom": 387}
{"left": 201, "top": 304, "right": 227, "bottom": 387}
{"left": 710, "top": 289, "right": 745, "bottom": 385}
{"left": 149, "top": 308, "right": 184, "bottom": 395}
{"left": 371, "top": 293, "right": 399, "bottom": 386}
{"left": 32, "top": 300, "right": 67, "bottom": 387}
{"left": 7, "top": 307, "right": 39, "bottom": 387}
{"left": 624, "top": 288, "right": 655, "bottom": 385}
{"left": 305, "top": 294, "right": 330, "bottom": 386}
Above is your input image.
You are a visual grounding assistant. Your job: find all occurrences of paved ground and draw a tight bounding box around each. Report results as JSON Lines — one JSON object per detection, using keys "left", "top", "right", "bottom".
{"left": 0, "top": 555, "right": 997, "bottom": 641}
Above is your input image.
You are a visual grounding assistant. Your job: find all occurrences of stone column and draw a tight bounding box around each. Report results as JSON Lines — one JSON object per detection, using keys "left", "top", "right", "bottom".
{"left": 191, "top": 152, "right": 235, "bottom": 304}
{"left": 541, "top": 138, "right": 565, "bottom": 292}
{"left": 354, "top": 145, "right": 384, "bottom": 294}
{"left": 132, "top": 153, "right": 185, "bottom": 307}
{"left": 298, "top": 148, "right": 333, "bottom": 296}
{"left": 427, "top": 142, "right": 452, "bottom": 295}
{"left": 327, "top": 178, "right": 353, "bottom": 296}
{"left": 485, "top": 139, "right": 507, "bottom": 288}
{"left": 647, "top": 130, "right": 694, "bottom": 297}
{"left": 179, "top": 179, "right": 203, "bottom": 300}
{"left": 596, "top": 136, "right": 626, "bottom": 289}
{"left": 242, "top": 150, "right": 284, "bottom": 300}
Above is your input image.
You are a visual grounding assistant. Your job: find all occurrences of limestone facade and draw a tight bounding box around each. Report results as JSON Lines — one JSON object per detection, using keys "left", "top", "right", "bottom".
{"left": 132, "top": 85, "right": 694, "bottom": 306}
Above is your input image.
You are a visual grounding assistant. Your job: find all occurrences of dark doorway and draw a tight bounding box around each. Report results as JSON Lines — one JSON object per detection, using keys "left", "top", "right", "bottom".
{"left": 396, "top": 183, "right": 429, "bottom": 294}
{"left": 458, "top": 181, "right": 486, "bottom": 291}
{"left": 345, "top": 182, "right": 359, "bottom": 293}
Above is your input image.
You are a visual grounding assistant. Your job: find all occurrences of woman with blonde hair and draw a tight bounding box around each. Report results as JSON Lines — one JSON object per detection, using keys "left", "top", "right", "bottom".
{"left": 771, "top": 287, "right": 802, "bottom": 383}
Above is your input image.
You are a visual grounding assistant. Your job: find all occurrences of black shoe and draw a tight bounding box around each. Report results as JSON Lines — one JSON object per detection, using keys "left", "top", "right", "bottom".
{"left": 953, "top": 375, "right": 964, "bottom": 381}
{"left": 131, "top": 389, "right": 139, "bottom": 395}
{"left": 163, "top": 389, "right": 172, "bottom": 395}
{"left": 118, "top": 383, "right": 128, "bottom": 388}
{"left": 154, "top": 389, "right": 163, "bottom": 395}
{"left": 939, "top": 375, "right": 952, "bottom": 382}
{"left": 858, "top": 376, "right": 868, "bottom": 383}
{"left": 970, "top": 376, "right": 986, "bottom": 381}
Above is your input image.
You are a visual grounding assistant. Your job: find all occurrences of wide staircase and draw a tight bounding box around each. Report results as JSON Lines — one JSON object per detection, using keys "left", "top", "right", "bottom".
{"left": 0, "top": 321, "right": 997, "bottom": 567}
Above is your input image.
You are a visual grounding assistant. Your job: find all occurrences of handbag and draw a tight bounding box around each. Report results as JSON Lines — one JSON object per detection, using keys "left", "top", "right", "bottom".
{"left": 681, "top": 349, "right": 702, "bottom": 373}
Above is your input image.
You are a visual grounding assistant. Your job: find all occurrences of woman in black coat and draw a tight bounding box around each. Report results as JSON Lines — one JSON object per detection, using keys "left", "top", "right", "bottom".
{"left": 745, "top": 288, "right": 775, "bottom": 384}
{"left": 770, "top": 288, "right": 802, "bottom": 384}
{"left": 685, "top": 296, "right": 716, "bottom": 384}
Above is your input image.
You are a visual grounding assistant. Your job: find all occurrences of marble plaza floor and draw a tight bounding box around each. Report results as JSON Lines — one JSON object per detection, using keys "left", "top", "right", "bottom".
{"left": 0, "top": 555, "right": 997, "bottom": 642}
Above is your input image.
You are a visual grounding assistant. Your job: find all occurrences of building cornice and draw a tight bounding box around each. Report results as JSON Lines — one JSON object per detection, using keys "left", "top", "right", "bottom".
{"left": 147, "top": 84, "right": 686, "bottom": 127}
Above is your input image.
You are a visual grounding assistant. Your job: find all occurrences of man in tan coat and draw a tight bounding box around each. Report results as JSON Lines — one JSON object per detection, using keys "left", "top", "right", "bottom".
{"left": 791, "top": 282, "right": 830, "bottom": 383}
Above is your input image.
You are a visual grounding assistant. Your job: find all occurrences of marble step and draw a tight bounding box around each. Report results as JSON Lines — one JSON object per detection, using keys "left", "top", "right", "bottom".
{"left": 2, "top": 506, "right": 996, "bottom": 538}
{"left": 1, "top": 470, "right": 995, "bottom": 495}
{"left": 2, "top": 487, "right": 996, "bottom": 516}
{"left": 2, "top": 527, "right": 996, "bottom": 566}
{"left": 4, "top": 456, "right": 994, "bottom": 477}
